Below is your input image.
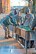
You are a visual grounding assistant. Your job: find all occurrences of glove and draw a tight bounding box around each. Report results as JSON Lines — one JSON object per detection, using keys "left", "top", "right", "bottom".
{"left": 32, "top": 28, "right": 34, "bottom": 30}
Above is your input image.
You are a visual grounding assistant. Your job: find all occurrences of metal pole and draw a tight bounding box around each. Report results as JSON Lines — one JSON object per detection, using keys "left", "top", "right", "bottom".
{"left": 25, "top": 32, "right": 27, "bottom": 54}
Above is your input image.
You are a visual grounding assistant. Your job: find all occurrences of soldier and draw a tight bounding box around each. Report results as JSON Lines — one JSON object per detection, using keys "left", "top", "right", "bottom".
{"left": 3, "top": 13, "right": 13, "bottom": 39}
{"left": 8, "top": 12, "right": 18, "bottom": 38}
{"left": 24, "top": 8, "right": 34, "bottom": 48}
{"left": 31, "top": 16, "right": 36, "bottom": 49}
{"left": 24, "top": 8, "right": 34, "bottom": 26}
{"left": 16, "top": 11, "right": 22, "bottom": 25}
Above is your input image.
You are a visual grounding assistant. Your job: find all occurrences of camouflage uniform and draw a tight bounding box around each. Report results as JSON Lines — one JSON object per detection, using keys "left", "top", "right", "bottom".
{"left": 24, "top": 8, "right": 34, "bottom": 48}
{"left": 3, "top": 15, "right": 12, "bottom": 39}
{"left": 31, "top": 16, "right": 36, "bottom": 49}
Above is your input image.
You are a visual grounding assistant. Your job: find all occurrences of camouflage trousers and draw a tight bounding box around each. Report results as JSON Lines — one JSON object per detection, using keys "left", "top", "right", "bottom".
{"left": 5, "top": 26, "right": 10, "bottom": 37}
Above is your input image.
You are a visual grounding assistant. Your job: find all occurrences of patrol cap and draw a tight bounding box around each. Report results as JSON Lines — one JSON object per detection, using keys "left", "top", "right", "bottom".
{"left": 25, "top": 8, "right": 30, "bottom": 14}
{"left": 9, "top": 12, "right": 13, "bottom": 16}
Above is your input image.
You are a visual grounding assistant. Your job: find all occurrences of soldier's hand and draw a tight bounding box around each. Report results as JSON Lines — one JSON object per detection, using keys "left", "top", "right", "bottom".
{"left": 32, "top": 28, "right": 34, "bottom": 30}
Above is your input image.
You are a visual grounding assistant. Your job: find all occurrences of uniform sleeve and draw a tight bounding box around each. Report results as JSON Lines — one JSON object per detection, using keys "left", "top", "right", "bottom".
{"left": 31, "top": 16, "right": 36, "bottom": 29}
{"left": 9, "top": 18, "right": 12, "bottom": 25}
{"left": 11, "top": 17, "right": 17, "bottom": 26}
{"left": 24, "top": 15, "right": 27, "bottom": 23}
{"left": 29, "top": 14, "right": 34, "bottom": 29}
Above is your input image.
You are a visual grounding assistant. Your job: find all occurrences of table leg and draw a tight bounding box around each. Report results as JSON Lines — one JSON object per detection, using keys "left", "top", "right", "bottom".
{"left": 25, "top": 31, "right": 30, "bottom": 54}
